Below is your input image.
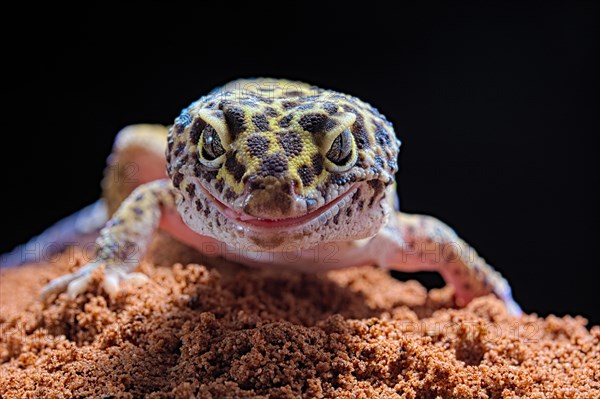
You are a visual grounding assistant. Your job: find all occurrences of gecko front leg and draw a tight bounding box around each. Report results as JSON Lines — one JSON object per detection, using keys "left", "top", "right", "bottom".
{"left": 40, "top": 179, "right": 177, "bottom": 300}
{"left": 372, "top": 212, "right": 521, "bottom": 315}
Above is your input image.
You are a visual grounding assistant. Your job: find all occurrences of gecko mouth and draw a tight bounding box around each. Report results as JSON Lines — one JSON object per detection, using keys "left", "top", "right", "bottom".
{"left": 196, "top": 182, "right": 358, "bottom": 230}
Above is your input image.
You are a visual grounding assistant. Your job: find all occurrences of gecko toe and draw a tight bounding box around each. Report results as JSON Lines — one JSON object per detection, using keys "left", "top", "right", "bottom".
{"left": 40, "top": 274, "right": 75, "bottom": 301}
{"left": 103, "top": 269, "right": 150, "bottom": 297}
{"left": 66, "top": 274, "right": 94, "bottom": 298}
{"left": 122, "top": 272, "right": 150, "bottom": 285}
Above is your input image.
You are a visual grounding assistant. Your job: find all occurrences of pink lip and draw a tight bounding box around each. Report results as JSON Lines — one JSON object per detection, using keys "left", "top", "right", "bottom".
{"left": 196, "top": 183, "right": 358, "bottom": 229}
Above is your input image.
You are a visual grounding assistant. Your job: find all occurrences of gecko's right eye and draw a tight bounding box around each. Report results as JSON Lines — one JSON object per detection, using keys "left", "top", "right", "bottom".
{"left": 199, "top": 125, "right": 226, "bottom": 168}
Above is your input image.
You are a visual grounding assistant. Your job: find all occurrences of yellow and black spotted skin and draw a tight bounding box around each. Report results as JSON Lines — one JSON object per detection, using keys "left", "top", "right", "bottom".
{"left": 167, "top": 79, "right": 401, "bottom": 249}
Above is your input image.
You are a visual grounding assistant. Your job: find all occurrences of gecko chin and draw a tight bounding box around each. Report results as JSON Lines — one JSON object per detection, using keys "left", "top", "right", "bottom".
{"left": 178, "top": 179, "right": 390, "bottom": 252}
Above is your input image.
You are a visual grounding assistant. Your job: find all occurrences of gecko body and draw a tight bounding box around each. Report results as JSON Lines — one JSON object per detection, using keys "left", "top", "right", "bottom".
{"left": 6, "top": 79, "right": 520, "bottom": 314}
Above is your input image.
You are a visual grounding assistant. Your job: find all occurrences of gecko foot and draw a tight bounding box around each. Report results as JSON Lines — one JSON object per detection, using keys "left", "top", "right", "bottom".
{"left": 40, "top": 262, "right": 149, "bottom": 301}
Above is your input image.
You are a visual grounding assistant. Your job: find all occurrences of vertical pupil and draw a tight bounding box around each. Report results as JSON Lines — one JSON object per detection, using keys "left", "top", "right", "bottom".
{"left": 204, "top": 131, "right": 213, "bottom": 157}
{"left": 327, "top": 129, "right": 351, "bottom": 164}
{"left": 339, "top": 129, "right": 347, "bottom": 150}
{"left": 202, "top": 126, "right": 224, "bottom": 160}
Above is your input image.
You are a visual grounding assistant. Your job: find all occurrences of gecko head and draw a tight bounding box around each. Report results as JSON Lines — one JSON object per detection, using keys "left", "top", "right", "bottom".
{"left": 166, "top": 79, "right": 400, "bottom": 252}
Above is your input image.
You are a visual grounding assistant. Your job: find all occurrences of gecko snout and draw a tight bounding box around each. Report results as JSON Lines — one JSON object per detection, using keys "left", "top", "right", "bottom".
{"left": 238, "top": 176, "right": 306, "bottom": 219}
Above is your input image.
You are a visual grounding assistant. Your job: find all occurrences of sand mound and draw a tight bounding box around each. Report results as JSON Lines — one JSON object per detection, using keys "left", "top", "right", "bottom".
{"left": 1, "top": 237, "right": 598, "bottom": 398}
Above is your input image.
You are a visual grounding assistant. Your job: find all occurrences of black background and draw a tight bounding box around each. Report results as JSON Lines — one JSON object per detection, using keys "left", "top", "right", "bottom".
{"left": 1, "top": 3, "right": 598, "bottom": 324}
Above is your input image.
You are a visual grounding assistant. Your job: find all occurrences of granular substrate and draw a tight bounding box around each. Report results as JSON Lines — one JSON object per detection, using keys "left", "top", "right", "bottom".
{"left": 1, "top": 238, "right": 598, "bottom": 398}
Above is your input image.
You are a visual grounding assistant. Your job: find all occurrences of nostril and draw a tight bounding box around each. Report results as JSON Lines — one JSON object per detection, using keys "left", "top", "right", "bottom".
{"left": 245, "top": 176, "right": 266, "bottom": 193}
{"left": 245, "top": 176, "right": 300, "bottom": 197}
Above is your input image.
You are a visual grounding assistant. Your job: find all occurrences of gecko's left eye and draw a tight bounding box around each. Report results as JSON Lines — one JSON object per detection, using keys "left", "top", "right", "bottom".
{"left": 198, "top": 125, "right": 226, "bottom": 168}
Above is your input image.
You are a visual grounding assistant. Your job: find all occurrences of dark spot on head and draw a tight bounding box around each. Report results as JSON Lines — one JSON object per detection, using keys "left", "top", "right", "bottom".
{"left": 206, "top": 169, "right": 218, "bottom": 181}
{"left": 186, "top": 183, "right": 196, "bottom": 198}
{"left": 277, "top": 131, "right": 303, "bottom": 157}
{"left": 322, "top": 102, "right": 339, "bottom": 114}
{"left": 247, "top": 176, "right": 265, "bottom": 191}
{"left": 311, "top": 153, "right": 324, "bottom": 176}
{"left": 195, "top": 200, "right": 203, "bottom": 212}
{"left": 329, "top": 173, "right": 356, "bottom": 186}
{"left": 224, "top": 106, "right": 247, "bottom": 138}
{"left": 374, "top": 123, "right": 391, "bottom": 146}
{"left": 189, "top": 118, "right": 207, "bottom": 145}
{"left": 298, "top": 164, "right": 315, "bottom": 187}
{"left": 299, "top": 113, "right": 329, "bottom": 133}
{"left": 252, "top": 114, "right": 270, "bottom": 132}
{"left": 259, "top": 153, "right": 288, "bottom": 177}
{"left": 204, "top": 207, "right": 211, "bottom": 218}
{"left": 357, "top": 200, "right": 365, "bottom": 210}
{"left": 333, "top": 211, "right": 340, "bottom": 225}
{"left": 225, "top": 151, "right": 246, "bottom": 182}
{"left": 285, "top": 90, "right": 305, "bottom": 97}
{"left": 224, "top": 188, "right": 237, "bottom": 202}
{"left": 279, "top": 114, "right": 294, "bottom": 128}
{"left": 215, "top": 179, "right": 224, "bottom": 193}
{"left": 132, "top": 207, "right": 143, "bottom": 216}
{"left": 282, "top": 101, "right": 298, "bottom": 109}
{"left": 265, "top": 107, "right": 279, "bottom": 118}
{"left": 174, "top": 143, "right": 185, "bottom": 157}
{"left": 247, "top": 135, "right": 270, "bottom": 157}
{"left": 351, "top": 113, "right": 369, "bottom": 149}
{"left": 346, "top": 207, "right": 353, "bottom": 217}
{"left": 172, "top": 172, "right": 183, "bottom": 188}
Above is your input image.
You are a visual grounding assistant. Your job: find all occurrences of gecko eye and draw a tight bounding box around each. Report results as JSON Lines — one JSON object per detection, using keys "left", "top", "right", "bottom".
{"left": 199, "top": 125, "right": 226, "bottom": 167}
{"left": 325, "top": 128, "right": 356, "bottom": 171}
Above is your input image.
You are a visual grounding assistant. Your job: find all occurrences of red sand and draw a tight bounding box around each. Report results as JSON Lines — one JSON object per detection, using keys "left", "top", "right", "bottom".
{"left": 1, "top": 236, "right": 599, "bottom": 398}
